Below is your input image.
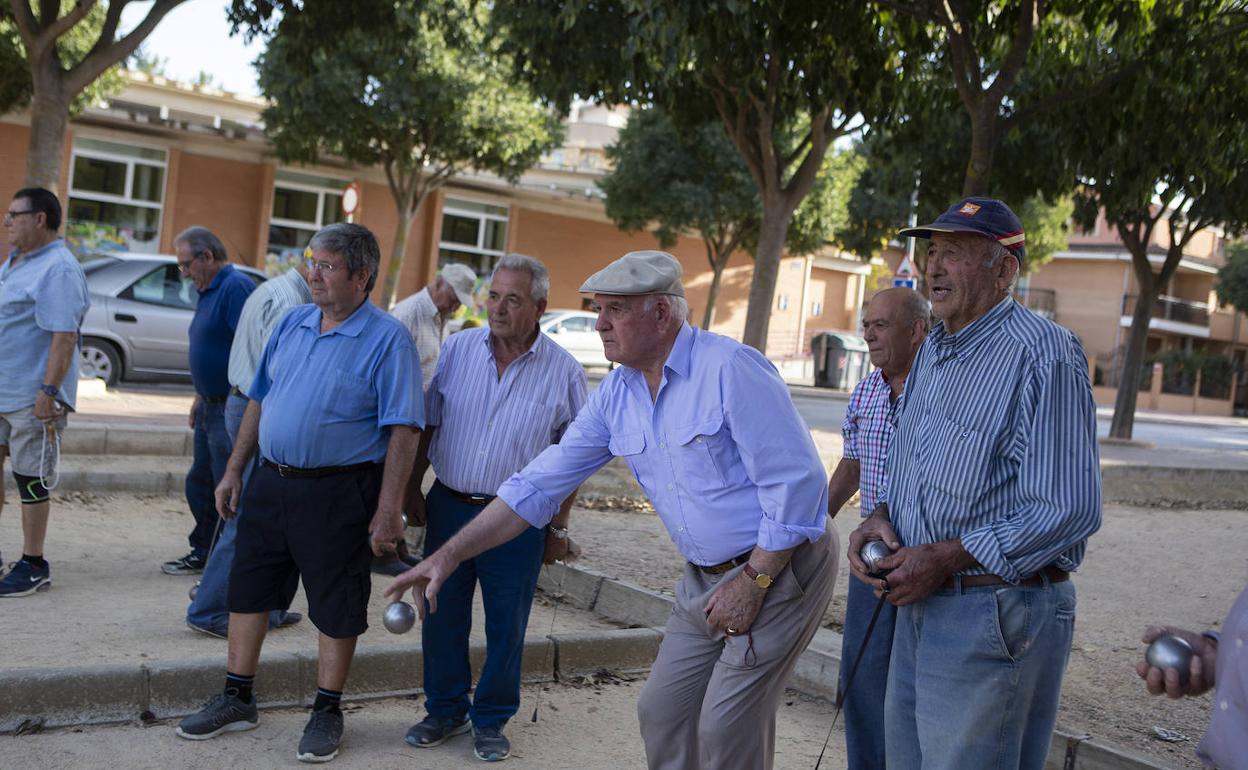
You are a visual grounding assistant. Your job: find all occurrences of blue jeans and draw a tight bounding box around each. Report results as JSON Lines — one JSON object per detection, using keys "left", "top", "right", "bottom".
{"left": 885, "top": 577, "right": 1077, "bottom": 770}
{"left": 839, "top": 572, "right": 897, "bottom": 770}
{"left": 186, "top": 393, "right": 285, "bottom": 630}
{"left": 421, "top": 481, "right": 545, "bottom": 729}
{"left": 184, "top": 399, "right": 230, "bottom": 556}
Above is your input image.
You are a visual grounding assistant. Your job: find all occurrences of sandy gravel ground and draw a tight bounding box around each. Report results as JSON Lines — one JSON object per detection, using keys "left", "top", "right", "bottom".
{"left": 3, "top": 680, "right": 846, "bottom": 768}
{"left": 570, "top": 501, "right": 1248, "bottom": 770}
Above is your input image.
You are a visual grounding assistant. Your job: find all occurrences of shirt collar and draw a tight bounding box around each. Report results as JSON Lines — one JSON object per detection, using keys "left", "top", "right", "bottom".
{"left": 300, "top": 298, "right": 374, "bottom": 337}
{"left": 931, "top": 295, "right": 1015, "bottom": 350}
{"left": 662, "top": 323, "right": 696, "bottom": 380}
{"left": 483, "top": 324, "right": 545, "bottom": 361}
{"left": 200, "top": 262, "right": 236, "bottom": 295}
{"left": 416, "top": 287, "right": 440, "bottom": 321}
{"left": 7, "top": 237, "right": 66, "bottom": 261}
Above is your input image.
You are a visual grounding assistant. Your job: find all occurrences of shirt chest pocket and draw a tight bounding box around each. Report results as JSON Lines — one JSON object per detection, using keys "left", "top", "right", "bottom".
{"left": 670, "top": 416, "right": 732, "bottom": 486}
{"left": 0, "top": 286, "right": 33, "bottom": 319}
{"left": 325, "top": 368, "right": 374, "bottom": 421}
{"left": 608, "top": 430, "right": 648, "bottom": 480}
{"left": 927, "top": 418, "right": 993, "bottom": 503}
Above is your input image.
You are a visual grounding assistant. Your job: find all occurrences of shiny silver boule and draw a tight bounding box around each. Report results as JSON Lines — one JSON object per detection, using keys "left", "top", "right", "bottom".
{"left": 383, "top": 600, "right": 417, "bottom": 634}
{"left": 188, "top": 582, "right": 200, "bottom": 601}
{"left": 860, "top": 540, "right": 894, "bottom": 576}
{"left": 1146, "top": 635, "right": 1194, "bottom": 685}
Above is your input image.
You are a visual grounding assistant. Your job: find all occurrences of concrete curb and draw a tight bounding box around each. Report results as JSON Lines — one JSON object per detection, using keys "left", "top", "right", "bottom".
{"left": 61, "top": 425, "right": 192, "bottom": 456}
{"left": 538, "top": 563, "right": 1172, "bottom": 770}
{"left": 0, "top": 628, "right": 664, "bottom": 734}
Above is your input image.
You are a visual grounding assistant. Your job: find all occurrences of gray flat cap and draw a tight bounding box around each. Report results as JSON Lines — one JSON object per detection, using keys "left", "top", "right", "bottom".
{"left": 579, "top": 250, "right": 685, "bottom": 297}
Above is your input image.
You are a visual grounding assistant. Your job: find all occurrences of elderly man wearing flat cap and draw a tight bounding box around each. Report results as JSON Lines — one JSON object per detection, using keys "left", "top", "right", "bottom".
{"left": 847, "top": 198, "right": 1101, "bottom": 770}
{"left": 389, "top": 250, "right": 837, "bottom": 769}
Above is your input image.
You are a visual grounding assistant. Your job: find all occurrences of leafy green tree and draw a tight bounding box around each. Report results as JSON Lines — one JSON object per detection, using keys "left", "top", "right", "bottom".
{"left": 4, "top": 0, "right": 187, "bottom": 192}
{"left": 1217, "top": 241, "right": 1248, "bottom": 316}
{"left": 1069, "top": 0, "right": 1248, "bottom": 439}
{"left": 601, "top": 109, "right": 865, "bottom": 329}
{"left": 256, "top": 0, "right": 561, "bottom": 307}
{"left": 495, "top": 0, "right": 900, "bottom": 353}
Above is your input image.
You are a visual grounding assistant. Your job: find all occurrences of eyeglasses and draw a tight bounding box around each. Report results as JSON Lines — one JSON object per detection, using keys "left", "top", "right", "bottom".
{"left": 304, "top": 256, "right": 342, "bottom": 274}
{"left": 3, "top": 210, "right": 36, "bottom": 224}
{"left": 176, "top": 255, "right": 199, "bottom": 275}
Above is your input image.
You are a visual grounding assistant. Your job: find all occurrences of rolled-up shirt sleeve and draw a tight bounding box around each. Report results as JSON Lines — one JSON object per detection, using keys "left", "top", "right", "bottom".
{"left": 375, "top": 331, "right": 424, "bottom": 430}
{"left": 842, "top": 383, "right": 863, "bottom": 461}
{"left": 722, "top": 348, "right": 829, "bottom": 551}
{"left": 496, "top": 389, "right": 614, "bottom": 529}
{"left": 959, "top": 359, "right": 1102, "bottom": 582}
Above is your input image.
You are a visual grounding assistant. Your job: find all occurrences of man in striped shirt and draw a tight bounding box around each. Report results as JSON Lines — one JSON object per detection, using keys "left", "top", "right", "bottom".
{"left": 391, "top": 263, "right": 477, "bottom": 391}
{"left": 402, "top": 254, "right": 587, "bottom": 762}
{"left": 848, "top": 197, "right": 1101, "bottom": 770}
{"left": 826, "top": 287, "right": 928, "bottom": 770}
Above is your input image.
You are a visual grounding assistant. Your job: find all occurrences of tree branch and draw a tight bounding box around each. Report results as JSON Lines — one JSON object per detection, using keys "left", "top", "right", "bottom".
{"left": 984, "top": 0, "right": 1039, "bottom": 106}
{"left": 938, "top": 0, "right": 982, "bottom": 111}
{"left": 66, "top": 0, "right": 187, "bottom": 94}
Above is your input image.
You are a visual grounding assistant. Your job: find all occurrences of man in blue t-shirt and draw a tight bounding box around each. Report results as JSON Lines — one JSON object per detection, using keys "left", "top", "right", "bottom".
{"left": 161, "top": 227, "right": 254, "bottom": 576}
{"left": 0, "top": 187, "right": 89, "bottom": 597}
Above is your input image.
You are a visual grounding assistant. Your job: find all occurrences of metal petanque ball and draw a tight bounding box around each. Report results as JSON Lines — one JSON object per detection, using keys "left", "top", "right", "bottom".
{"left": 860, "top": 540, "right": 894, "bottom": 576}
{"left": 383, "top": 601, "right": 417, "bottom": 634}
{"left": 188, "top": 581, "right": 200, "bottom": 601}
{"left": 1146, "top": 635, "right": 1194, "bottom": 685}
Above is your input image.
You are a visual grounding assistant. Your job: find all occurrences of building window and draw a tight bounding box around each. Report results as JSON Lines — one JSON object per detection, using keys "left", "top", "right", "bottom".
{"left": 267, "top": 170, "right": 348, "bottom": 273}
{"left": 811, "top": 300, "right": 823, "bottom": 317}
{"left": 776, "top": 293, "right": 790, "bottom": 311}
{"left": 66, "top": 138, "right": 167, "bottom": 256}
{"left": 438, "top": 197, "right": 509, "bottom": 274}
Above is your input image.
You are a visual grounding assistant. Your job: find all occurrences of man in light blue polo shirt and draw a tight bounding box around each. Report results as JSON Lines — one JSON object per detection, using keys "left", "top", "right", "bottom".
{"left": 176, "top": 223, "right": 423, "bottom": 763}
{"left": 0, "top": 187, "right": 89, "bottom": 598}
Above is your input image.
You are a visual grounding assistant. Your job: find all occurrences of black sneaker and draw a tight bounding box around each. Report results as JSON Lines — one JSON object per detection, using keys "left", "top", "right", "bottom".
{"left": 175, "top": 692, "right": 259, "bottom": 740}
{"left": 297, "top": 707, "right": 344, "bottom": 763}
{"left": 186, "top": 620, "right": 229, "bottom": 639}
{"left": 162, "top": 551, "right": 206, "bottom": 575}
{"left": 473, "top": 725, "right": 511, "bottom": 762}
{"left": 405, "top": 714, "right": 470, "bottom": 748}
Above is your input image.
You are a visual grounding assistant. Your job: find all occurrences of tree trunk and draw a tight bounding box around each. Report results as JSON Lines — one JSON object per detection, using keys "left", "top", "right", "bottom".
{"left": 26, "top": 62, "right": 71, "bottom": 193}
{"left": 380, "top": 182, "right": 420, "bottom": 309}
{"left": 702, "top": 259, "right": 726, "bottom": 330}
{"left": 961, "top": 107, "right": 996, "bottom": 197}
{"left": 1109, "top": 281, "right": 1157, "bottom": 439}
{"left": 741, "top": 199, "right": 795, "bottom": 353}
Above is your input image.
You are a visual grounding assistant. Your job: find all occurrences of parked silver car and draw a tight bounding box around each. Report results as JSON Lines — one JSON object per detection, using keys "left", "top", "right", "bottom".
{"left": 540, "top": 309, "right": 612, "bottom": 370}
{"left": 78, "top": 253, "right": 266, "bottom": 386}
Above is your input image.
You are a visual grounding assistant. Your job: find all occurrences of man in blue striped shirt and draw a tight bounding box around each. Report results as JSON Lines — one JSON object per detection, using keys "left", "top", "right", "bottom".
{"left": 389, "top": 250, "right": 838, "bottom": 769}
{"left": 402, "top": 254, "right": 587, "bottom": 762}
{"left": 848, "top": 198, "right": 1101, "bottom": 770}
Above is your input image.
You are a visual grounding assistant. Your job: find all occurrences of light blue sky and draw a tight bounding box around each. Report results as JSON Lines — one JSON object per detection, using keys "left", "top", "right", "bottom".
{"left": 121, "top": 1, "right": 265, "bottom": 96}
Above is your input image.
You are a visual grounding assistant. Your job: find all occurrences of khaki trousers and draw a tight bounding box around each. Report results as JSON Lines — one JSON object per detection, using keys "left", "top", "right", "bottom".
{"left": 638, "top": 527, "right": 839, "bottom": 770}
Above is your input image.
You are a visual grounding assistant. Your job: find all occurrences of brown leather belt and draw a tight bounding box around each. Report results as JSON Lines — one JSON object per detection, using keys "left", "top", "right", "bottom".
{"left": 694, "top": 550, "right": 753, "bottom": 575}
{"left": 440, "top": 482, "right": 494, "bottom": 506}
{"left": 941, "top": 564, "right": 1069, "bottom": 591}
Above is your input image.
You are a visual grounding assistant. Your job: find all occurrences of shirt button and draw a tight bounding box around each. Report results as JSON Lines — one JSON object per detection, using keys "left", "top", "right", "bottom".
{"left": 678, "top": 527, "right": 685, "bottom": 533}
{"left": 1221, "top": 700, "right": 1229, "bottom": 711}
{"left": 1238, "top": 638, "right": 1244, "bottom": 648}
{"left": 659, "top": 441, "right": 666, "bottom": 449}
{"left": 667, "top": 482, "right": 674, "bottom": 490}
{"left": 695, "top": 437, "right": 703, "bottom": 444}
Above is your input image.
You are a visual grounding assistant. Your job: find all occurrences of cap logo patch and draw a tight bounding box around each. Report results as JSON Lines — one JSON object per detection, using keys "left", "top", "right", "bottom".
{"left": 958, "top": 202, "right": 981, "bottom": 216}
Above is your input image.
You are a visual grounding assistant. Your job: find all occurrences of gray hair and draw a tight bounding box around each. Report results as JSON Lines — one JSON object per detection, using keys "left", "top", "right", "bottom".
{"left": 642, "top": 293, "right": 689, "bottom": 325}
{"left": 898, "top": 289, "right": 931, "bottom": 333}
{"left": 982, "top": 240, "right": 1020, "bottom": 291}
{"left": 493, "top": 253, "right": 549, "bottom": 302}
{"left": 175, "top": 226, "right": 227, "bottom": 263}
{"left": 310, "top": 223, "right": 381, "bottom": 292}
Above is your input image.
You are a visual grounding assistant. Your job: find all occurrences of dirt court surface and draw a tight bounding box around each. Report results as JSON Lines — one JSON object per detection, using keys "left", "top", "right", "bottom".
{"left": 570, "top": 501, "right": 1247, "bottom": 770}
{"left": 3, "top": 680, "right": 846, "bottom": 769}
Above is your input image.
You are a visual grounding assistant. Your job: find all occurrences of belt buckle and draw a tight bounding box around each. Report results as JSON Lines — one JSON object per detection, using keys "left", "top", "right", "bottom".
{"left": 468, "top": 493, "right": 489, "bottom": 504}
{"left": 277, "top": 463, "right": 294, "bottom": 478}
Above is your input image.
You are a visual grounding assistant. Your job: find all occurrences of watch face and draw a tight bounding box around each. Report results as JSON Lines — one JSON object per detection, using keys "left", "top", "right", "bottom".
{"left": 756, "top": 574, "right": 773, "bottom": 589}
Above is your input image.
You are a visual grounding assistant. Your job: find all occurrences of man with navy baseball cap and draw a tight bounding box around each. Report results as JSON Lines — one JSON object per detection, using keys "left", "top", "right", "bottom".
{"left": 848, "top": 196, "right": 1102, "bottom": 769}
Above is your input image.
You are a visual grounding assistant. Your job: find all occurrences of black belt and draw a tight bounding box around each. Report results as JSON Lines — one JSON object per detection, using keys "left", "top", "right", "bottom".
{"left": 694, "top": 549, "right": 753, "bottom": 575}
{"left": 200, "top": 393, "right": 229, "bottom": 405}
{"left": 941, "top": 564, "right": 1070, "bottom": 591}
{"left": 439, "top": 481, "right": 494, "bottom": 506}
{"left": 229, "top": 386, "right": 245, "bottom": 399}
{"left": 261, "top": 457, "right": 380, "bottom": 479}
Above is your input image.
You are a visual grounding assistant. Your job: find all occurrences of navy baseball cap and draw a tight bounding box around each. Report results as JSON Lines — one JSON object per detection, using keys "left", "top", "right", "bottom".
{"left": 898, "top": 197, "right": 1026, "bottom": 263}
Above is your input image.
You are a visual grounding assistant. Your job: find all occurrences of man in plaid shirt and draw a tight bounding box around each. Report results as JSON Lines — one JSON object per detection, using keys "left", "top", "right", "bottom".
{"left": 827, "top": 286, "right": 928, "bottom": 769}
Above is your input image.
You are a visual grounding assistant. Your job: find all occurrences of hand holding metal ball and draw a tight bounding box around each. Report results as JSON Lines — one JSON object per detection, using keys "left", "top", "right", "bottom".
{"left": 1146, "top": 634, "right": 1194, "bottom": 686}
{"left": 383, "top": 600, "right": 417, "bottom": 634}
{"left": 859, "top": 540, "right": 895, "bottom": 577}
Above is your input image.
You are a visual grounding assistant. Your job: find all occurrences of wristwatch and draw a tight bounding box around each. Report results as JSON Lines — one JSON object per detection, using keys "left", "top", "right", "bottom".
{"left": 743, "top": 563, "right": 773, "bottom": 590}
{"left": 39, "top": 383, "right": 59, "bottom": 398}
{"left": 548, "top": 527, "right": 569, "bottom": 541}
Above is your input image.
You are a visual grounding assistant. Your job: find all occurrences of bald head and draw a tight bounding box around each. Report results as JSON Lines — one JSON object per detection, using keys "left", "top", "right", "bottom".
{"left": 862, "top": 287, "right": 929, "bottom": 379}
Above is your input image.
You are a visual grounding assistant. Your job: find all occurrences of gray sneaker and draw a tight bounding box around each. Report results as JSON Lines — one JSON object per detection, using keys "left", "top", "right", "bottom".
{"left": 175, "top": 692, "right": 259, "bottom": 740}
{"left": 405, "top": 714, "right": 470, "bottom": 748}
{"left": 297, "top": 708, "right": 344, "bottom": 763}
{"left": 473, "top": 725, "right": 511, "bottom": 762}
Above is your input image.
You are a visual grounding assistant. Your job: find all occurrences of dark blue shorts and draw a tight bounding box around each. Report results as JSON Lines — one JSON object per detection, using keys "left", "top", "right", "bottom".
{"left": 228, "top": 461, "right": 383, "bottom": 639}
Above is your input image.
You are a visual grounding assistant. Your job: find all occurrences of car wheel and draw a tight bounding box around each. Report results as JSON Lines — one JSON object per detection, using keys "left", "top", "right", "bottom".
{"left": 80, "top": 338, "right": 122, "bottom": 387}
